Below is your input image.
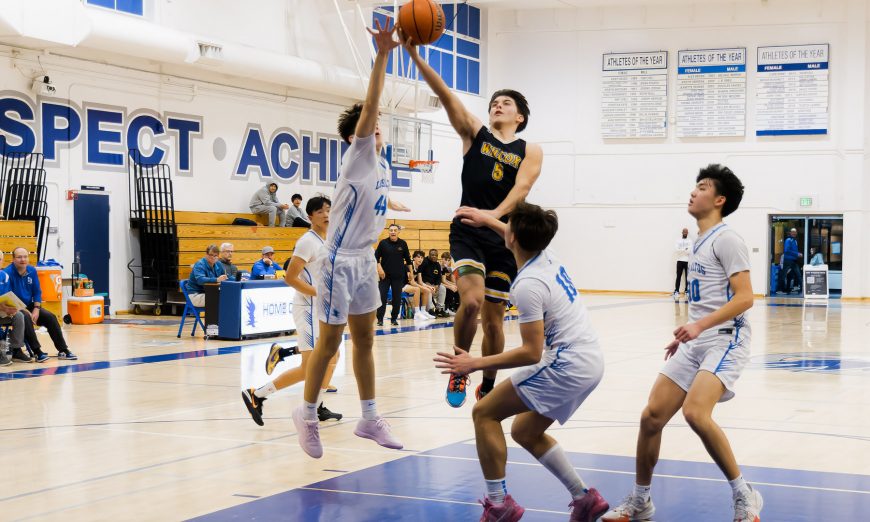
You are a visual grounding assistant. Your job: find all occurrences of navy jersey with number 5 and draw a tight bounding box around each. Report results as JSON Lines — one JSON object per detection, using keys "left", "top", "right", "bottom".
{"left": 455, "top": 127, "right": 526, "bottom": 236}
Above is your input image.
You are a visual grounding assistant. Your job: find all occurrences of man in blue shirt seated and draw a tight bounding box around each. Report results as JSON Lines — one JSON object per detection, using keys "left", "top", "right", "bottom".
{"left": 0, "top": 250, "right": 38, "bottom": 365}
{"left": 187, "top": 244, "right": 228, "bottom": 307}
{"left": 251, "top": 246, "right": 278, "bottom": 280}
{"left": 4, "top": 247, "right": 77, "bottom": 362}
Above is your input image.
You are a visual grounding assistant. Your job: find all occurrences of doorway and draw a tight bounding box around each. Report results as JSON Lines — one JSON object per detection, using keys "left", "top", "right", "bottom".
{"left": 769, "top": 215, "right": 842, "bottom": 296}
{"left": 73, "top": 191, "right": 111, "bottom": 307}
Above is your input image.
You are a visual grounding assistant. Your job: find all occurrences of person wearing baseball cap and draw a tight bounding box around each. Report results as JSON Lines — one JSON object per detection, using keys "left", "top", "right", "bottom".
{"left": 251, "top": 246, "right": 278, "bottom": 279}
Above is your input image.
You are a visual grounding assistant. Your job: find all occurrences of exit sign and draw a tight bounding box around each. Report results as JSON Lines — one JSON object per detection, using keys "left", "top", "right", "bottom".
{"left": 800, "top": 197, "right": 813, "bottom": 207}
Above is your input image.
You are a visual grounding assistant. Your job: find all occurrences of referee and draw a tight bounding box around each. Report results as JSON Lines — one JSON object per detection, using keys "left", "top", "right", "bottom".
{"left": 375, "top": 224, "right": 412, "bottom": 326}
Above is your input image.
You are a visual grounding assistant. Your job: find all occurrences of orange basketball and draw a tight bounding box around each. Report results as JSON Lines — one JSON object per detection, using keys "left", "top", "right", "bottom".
{"left": 398, "top": 0, "right": 446, "bottom": 46}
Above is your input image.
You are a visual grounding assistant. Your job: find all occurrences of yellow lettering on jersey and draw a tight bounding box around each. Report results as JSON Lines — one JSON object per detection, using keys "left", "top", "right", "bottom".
{"left": 480, "top": 142, "right": 522, "bottom": 169}
{"left": 491, "top": 162, "right": 504, "bottom": 181}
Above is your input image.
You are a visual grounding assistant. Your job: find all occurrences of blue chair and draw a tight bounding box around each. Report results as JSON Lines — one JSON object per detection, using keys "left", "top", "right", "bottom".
{"left": 386, "top": 288, "right": 414, "bottom": 319}
{"left": 177, "top": 280, "right": 206, "bottom": 338}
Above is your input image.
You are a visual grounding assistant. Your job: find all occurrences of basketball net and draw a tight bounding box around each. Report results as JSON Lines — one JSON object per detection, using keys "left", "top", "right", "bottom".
{"left": 409, "top": 160, "right": 438, "bottom": 184}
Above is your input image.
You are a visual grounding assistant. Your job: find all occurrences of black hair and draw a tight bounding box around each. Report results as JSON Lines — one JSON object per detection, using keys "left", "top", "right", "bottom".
{"left": 489, "top": 89, "right": 530, "bottom": 133}
{"left": 696, "top": 164, "right": 744, "bottom": 217}
{"left": 412, "top": 250, "right": 425, "bottom": 258}
{"left": 268, "top": 182, "right": 278, "bottom": 190}
{"left": 305, "top": 195, "right": 331, "bottom": 216}
{"left": 337, "top": 102, "right": 364, "bottom": 144}
{"left": 291, "top": 193, "right": 302, "bottom": 201}
{"left": 508, "top": 201, "right": 558, "bottom": 252}
{"left": 388, "top": 223, "right": 399, "bottom": 230}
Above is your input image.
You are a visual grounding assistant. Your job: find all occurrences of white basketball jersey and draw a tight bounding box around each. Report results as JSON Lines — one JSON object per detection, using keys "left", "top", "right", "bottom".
{"left": 687, "top": 223, "right": 751, "bottom": 337}
{"left": 510, "top": 249, "right": 598, "bottom": 350}
{"left": 326, "top": 133, "right": 391, "bottom": 252}
{"left": 292, "top": 229, "right": 326, "bottom": 306}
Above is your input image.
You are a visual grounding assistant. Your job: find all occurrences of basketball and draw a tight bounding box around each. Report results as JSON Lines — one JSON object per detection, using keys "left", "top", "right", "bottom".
{"left": 398, "top": 0, "right": 446, "bottom": 46}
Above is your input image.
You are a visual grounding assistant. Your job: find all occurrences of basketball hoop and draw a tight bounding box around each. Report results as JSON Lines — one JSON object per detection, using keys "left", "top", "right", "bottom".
{"left": 410, "top": 160, "right": 438, "bottom": 184}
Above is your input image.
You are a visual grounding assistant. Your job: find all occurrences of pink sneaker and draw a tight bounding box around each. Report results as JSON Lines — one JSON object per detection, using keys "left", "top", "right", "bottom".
{"left": 353, "top": 416, "right": 403, "bottom": 449}
{"left": 292, "top": 406, "right": 323, "bottom": 458}
{"left": 570, "top": 488, "right": 610, "bottom": 522}
{"left": 479, "top": 494, "right": 525, "bottom": 522}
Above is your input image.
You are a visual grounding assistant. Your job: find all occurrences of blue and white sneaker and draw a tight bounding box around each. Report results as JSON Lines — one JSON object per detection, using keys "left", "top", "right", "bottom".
{"left": 58, "top": 351, "right": 78, "bottom": 361}
{"left": 445, "top": 373, "right": 469, "bottom": 408}
{"left": 34, "top": 353, "right": 49, "bottom": 363}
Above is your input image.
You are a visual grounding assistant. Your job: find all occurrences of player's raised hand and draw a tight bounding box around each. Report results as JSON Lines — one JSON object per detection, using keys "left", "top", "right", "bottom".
{"left": 672, "top": 322, "right": 702, "bottom": 344}
{"left": 434, "top": 346, "right": 477, "bottom": 375}
{"left": 664, "top": 339, "right": 679, "bottom": 360}
{"left": 397, "top": 27, "right": 419, "bottom": 58}
{"left": 368, "top": 19, "right": 400, "bottom": 54}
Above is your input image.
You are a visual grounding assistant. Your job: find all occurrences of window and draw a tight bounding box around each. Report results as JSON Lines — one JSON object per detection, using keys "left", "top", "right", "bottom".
{"left": 86, "top": 0, "right": 144, "bottom": 16}
{"left": 373, "top": 3, "right": 482, "bottom": 95}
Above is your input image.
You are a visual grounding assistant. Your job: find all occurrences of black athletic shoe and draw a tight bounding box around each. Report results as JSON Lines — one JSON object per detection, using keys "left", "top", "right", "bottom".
{"left": 317, "top": 403, "right": 343, "bottom": 422}
{"left": 11, "top": 349, "right": 32, "bottom": 363}
{"left": 376, "top": 320, "right": 383, "bottom": 327}
{"left": 390, "top": 319, "right": 399, "bottom": 326}
{"left": 241, "top": 388, "right": 266, "bottom": 426}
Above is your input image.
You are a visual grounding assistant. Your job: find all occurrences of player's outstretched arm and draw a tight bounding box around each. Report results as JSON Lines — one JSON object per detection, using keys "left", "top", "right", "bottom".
{"left": 455, "top": 206, "right": 506, "bottom": 236}
{"left": 489, "top": 143, "right": 543, "bottom": 220}
{"left": 434, "top": 320, "right": 544, "bottom": 374}
{"left": 284, "top": 256, "right": 316, "bottom": 297}
{"left": 672, "top": 270, "right": 753, "bottom": 343}
{"left": 387, "top": 198, "right": 411, "bottom": 212}
{"left": 356, "top": 20, "right": 400, "bottom": 139}
{"left": 401, "top": 32, "right": 481, "bottom": 148}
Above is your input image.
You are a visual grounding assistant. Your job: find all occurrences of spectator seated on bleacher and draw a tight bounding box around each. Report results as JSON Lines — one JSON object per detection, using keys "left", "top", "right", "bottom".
{"left": 0, "top": 250, "right": 36, "bottom": 365}
{"left": 218, "top": 243, "right": 239, "bottom": 280}
{"left": 4, "top": 247, "right": 77, "bottom": 361}
{"left": 285, "top": 193, "right": 312, "bottom": 228}
{"left": 188, "top": 244, "right": 228, "bottom": 306}
{"left": 418, "top": 248, "right": 447, "bottom": 317}
{"left": 249, "top": 183, "right": 289, "bottom": 227}
{"left": 440, "top": 252, "right": 458, "bottom": 314}
{"left": 251, "top": 246, "right": 277, "bottom": 280}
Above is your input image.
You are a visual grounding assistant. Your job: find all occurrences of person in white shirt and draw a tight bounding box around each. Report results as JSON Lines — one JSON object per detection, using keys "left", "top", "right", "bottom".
{"left": 674, "top": 228, "right": 692, "bottom": 301}
{"left": 241, "top": 196, "right": 342, "bottom": 425}
{"left": 292, "top": 20, "right": 409, "bottom": 459}
{"left": 603, "top": 164, "right": 762, "bottom": 522}
{"left": 437, "top": 201, "right": 609, "bottom": 522}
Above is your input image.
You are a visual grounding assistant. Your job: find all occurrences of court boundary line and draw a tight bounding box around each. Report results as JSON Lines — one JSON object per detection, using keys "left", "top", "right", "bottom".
{"left": 412, "top": 453, "right": 870, "bottom": 496}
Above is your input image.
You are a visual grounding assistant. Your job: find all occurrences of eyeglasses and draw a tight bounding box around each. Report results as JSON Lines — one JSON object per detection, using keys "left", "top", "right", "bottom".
{"left": 207, "top": 252, "right": 219, "bottom": 257}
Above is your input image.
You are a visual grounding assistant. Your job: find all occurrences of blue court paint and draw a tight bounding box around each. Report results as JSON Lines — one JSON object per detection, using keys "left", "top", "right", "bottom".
{"left": 192, "top": 442, "right": 870, "bottom": 522}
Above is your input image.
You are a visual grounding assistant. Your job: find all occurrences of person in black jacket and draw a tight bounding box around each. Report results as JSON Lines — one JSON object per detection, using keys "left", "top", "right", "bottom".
{"left": 375, "top": 224, "right": 412, "bottom": 326}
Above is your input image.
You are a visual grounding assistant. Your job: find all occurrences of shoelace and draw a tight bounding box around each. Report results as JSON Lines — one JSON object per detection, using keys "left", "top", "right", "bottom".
{"left": 732, "top": 495, "right": 751, "bottom": 520}
{"left": 449, "top": 373, "right": 467, "bottom": 392}
{"left": 614, "top": 495, "right": 645, "bottom": 514}
{"left": 374, "top": 417, "right": 392, "bottom": 432}
{"left": 304, "top": 421, "right": 320, "bottom": 443}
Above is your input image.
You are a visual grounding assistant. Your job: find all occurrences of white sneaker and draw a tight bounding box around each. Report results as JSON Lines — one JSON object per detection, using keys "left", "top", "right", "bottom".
{"left": 416, "top": 309, "right": 433, "bottom": 320}
{"left": 672, "top": 292, "right": 680, "bottom": 302}
{"left": 292, "top": 406, "right": 323, "bottom": 458}
{"left": 601, "top": 493, "right": 655, "bottom": 521}
{"left": 733, "top": 486, "right": 763, "bottom": 522}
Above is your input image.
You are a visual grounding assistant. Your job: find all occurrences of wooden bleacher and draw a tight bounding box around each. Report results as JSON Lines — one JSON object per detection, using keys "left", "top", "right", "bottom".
{"left": 174, "top": 212, "right": 452, "bottom": 281}
{"left": 0, "top": 220, "right": 39, "bottom": 264}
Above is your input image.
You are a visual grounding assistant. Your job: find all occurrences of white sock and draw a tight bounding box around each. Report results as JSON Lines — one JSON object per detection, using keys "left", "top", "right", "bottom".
{"left": 254, "top": 381, "right": 277, "bottom": 398}
{"left": 729, "top": 475, "right": 750, "bottom": 498}
{"left": 537, "top": 444, "right": 587, "bottom": 499}
{"left": 485, "top": 478, "right": 506, "bottom": 504}
{"left": 360, "top": 399, "right": 378, "bottom": 420}
{"left": 633, "top": 483, "right": 651, "bottom": 502}
{"left": 302, "top": 400, "right": 318, "bottom": 421}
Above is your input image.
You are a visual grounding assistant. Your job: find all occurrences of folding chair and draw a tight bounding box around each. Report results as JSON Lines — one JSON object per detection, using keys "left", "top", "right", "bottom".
{"left": 177, "top": 280, "right": 206, "bottom": 338}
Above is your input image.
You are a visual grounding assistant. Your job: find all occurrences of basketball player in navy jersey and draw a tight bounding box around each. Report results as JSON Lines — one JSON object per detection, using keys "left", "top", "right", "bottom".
{"left": 404, "top": 35, "right": 544, "bottom": 408}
